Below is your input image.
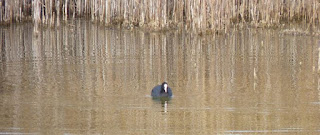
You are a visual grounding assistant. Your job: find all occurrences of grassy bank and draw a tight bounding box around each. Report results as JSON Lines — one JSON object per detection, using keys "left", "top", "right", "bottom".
{"left": 1, "top": 0, "right": 320, "bottom": 32}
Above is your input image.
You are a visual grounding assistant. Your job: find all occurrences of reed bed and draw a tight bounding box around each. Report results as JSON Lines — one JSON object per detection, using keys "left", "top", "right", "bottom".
{"left": 1, "top": 0, "right": 320, "bottom": 32}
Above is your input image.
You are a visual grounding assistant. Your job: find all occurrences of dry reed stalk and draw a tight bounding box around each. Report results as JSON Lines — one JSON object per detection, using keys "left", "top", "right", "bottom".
{"left": 100, "top": 0, "right": 105, "bottom": 23}
{"left": 183, "top": 0, "right": 189, "bottom": 28}
{"left": 85, "top": 0, "right": 87, "bottom": 15}
{"left": 33, "top": 0, "right": 41, "bottom": 34}
{"left": 91, "top": 0, "right": 94, "bottom": 20}
{"left": 71, "top": 0, "right": 75, "bottom": 18}
{"left": 86, "top": 0, "right": 90, "bottom": 15}
{"left": 123, "top": 0, "right": 128, "bottom": 25}
{"left": 139, "top": 0, "right": 145, "bottom": 26}
{"left": 77, "top": 0, "right": 81, "bottom": 16}
{"left": 106, "top": 0, "right": 111, "bottom": 25}
{"left": 200, "top": 0, "right": 206, "bottom": 32}
{"left": 0, "top": 1, "right": 2, "bottom": 22}
{"left": 49, "top": 0, "right": 54, "bottom": 26}
{"left": 4, "top": 0, "right": 9, "bottom": 22}
{"left": 42, "top": 0, "right": 46, "bottom": 24}
{"left": 64, "top": 0, "right": 68, "bottom": 21}
{"left": 2, "top": 0, "right": 320, "bottom": 33}
{"left": 1, "top": 0, "right": 4, "bottom": 22}
{"left": 16, "top": 0, "right": 20, "bottom": 21}
{"left": 150, "top": 0, "right": 155, "bottom": 27}
{"left": 155, "top": 0, "right": 160, "bottom": 28}
{"left": 161, "top": 0, "right": 167, "bottom": 28}
{"left": 179, "top": 0, "right": 184, "bottom": 27}
{"left": 116, "top": 0, "right": 121, "bottom": 23}
{"left": 56, "top": 0, "right": 60, "bottom": 26}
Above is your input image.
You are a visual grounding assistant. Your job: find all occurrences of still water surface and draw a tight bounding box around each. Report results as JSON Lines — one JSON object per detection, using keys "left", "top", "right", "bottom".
{"left": 1, "top": 21, "right": 320, "bottom": 134}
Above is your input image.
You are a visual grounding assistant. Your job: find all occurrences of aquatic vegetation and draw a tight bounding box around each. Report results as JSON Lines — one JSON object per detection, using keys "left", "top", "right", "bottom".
{"left": 0, "top": 0, "right": 320, "bottom": 33}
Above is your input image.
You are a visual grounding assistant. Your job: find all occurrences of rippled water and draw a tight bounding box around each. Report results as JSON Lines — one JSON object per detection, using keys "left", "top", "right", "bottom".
{"left": 0, "top": 21, "right": 320, "bottom": 134}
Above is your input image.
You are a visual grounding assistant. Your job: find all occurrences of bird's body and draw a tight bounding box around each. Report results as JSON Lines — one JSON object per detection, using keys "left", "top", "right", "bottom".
{"left": 151, "top": 82, "right": 173, "bottom": 98}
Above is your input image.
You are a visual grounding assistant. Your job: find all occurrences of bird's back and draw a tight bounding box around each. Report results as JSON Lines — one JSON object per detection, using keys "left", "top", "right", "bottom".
{"left": 151, "top": 85, "right": 162, "bottom": 97}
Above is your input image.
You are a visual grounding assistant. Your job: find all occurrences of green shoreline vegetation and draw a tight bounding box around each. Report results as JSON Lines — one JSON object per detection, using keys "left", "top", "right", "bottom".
{"left": 1, "top": 0, "right": 320, "bottom": 34}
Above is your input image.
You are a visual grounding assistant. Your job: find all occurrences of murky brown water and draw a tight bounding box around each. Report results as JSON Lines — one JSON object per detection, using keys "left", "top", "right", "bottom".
{"left": 1, "top": 21, "right": 320, "bottom": 134}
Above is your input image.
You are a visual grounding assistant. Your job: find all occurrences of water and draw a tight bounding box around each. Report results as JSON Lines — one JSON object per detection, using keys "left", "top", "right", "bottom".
{"left": 0, "top": 21, "right": 320, "bottom": 134}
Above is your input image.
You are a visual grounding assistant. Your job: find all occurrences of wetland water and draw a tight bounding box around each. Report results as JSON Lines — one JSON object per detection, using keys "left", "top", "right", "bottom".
{"left": 0, "top": 21, "right": 320, "bottom": 134}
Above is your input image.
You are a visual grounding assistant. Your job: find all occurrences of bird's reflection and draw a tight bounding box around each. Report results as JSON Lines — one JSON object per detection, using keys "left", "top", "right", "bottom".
{"left": 152, "top": 97, "right": 171, "bottom": 113}
{"left": 163, "top": 101, "right": 168, "bottom": 113}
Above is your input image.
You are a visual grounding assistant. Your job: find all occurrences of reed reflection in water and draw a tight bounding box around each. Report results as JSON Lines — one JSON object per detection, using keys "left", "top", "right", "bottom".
{"left": 0, "top": 21, "right": 320, "bottom": 134}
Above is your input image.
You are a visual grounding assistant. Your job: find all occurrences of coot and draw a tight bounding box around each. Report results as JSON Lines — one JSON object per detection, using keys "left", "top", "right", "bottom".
{"left": 151, "top": 82, "right": 173, "bottom": 98}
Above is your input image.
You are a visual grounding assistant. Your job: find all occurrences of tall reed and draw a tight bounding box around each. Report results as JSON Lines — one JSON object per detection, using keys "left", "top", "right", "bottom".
{"left": 0, "top": 0, "right": 319, "bottom": 32}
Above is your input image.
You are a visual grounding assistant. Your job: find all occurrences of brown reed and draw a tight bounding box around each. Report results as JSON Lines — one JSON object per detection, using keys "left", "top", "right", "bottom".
{"left": 0, "top": 0, "right": 319, "bottom": 33}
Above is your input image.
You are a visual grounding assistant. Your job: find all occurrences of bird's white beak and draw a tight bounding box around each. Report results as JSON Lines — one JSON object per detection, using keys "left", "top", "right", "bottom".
{"left": 164, "top": 84, "right": 168, "bottom": 93}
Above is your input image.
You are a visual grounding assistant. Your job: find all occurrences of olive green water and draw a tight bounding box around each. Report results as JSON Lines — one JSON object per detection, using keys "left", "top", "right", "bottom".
{"left": 0, "top": 21, "right": 320, "bottom": 134}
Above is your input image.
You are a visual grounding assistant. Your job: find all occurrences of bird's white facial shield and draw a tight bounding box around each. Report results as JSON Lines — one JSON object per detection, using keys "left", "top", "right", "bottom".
{"left": 164, "top": 84, "right": 168, "bottom": 93}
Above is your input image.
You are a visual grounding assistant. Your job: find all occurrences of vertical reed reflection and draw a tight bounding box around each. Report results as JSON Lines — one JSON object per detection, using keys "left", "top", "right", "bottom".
{"left": 0, "top": 21, "right": 319, "bottom": 134}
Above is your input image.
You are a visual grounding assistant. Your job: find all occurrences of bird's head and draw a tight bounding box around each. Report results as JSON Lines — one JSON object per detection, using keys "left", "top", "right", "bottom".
{"left": 162, "top": 82, "right": 168, "bottom": 93}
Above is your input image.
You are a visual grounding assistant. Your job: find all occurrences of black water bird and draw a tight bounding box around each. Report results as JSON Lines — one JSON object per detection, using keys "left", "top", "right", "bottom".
{"left": 151, "top": 82, "right": 173, "bottom": 98}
